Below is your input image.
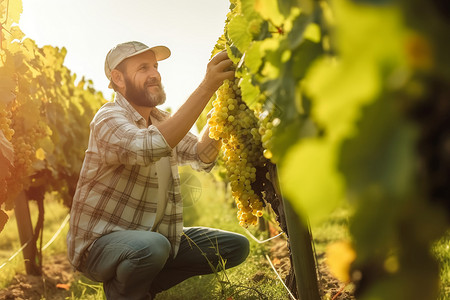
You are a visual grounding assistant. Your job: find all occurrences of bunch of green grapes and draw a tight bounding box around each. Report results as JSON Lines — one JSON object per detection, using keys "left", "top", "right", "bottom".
{"left": 257, "top": 112, "right": 280, "bottom": 161}
{"left": 208, "top": 78, "right": 267, "bottom": 226}
{"left": 0, "top": 108, "right": 14, "bottom": 141}
{"left": 4, "top": 114, "right": 46, "bottom": 208}
{"left": 5, "top": 137, "right": 34, "bottom": 207}
{"left": 0, "top": 106, "right": 14, "bottom": 207}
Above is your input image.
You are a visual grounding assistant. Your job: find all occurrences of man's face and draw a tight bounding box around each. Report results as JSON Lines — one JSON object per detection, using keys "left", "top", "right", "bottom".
{"left": 122, "top": 51, "right": 166, "bottom": 107}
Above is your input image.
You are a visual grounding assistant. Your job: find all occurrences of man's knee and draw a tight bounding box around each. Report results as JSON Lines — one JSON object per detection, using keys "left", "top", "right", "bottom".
{"left": 149, "top": 234, "right": 172, "bottom": 263}
{"left": 115, "top": 233, "right": 171, "bottom": 284}
{"left": 222, "top": 233, "right": 249, "bottom": 268}
{"left": 233, "top": 234, "right": 250, "bottom": 264}
{"left": 130, "top": 233, "right": 171, "bottom": 265}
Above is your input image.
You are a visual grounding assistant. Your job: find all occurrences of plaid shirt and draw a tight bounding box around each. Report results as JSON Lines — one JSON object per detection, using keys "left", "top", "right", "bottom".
{"left": 67, "top": 93, "right": 214, "bottom": 269}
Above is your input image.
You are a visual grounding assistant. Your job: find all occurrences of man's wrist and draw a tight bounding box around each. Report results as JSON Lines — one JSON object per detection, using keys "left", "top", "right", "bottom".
{"left": 199, "top": 78, "right": 220, "bottom": 96}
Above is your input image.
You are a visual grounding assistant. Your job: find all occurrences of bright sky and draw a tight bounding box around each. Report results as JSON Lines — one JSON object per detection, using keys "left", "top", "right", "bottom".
{"left": 19, "top": 0, "right": 230, "bottom": 113}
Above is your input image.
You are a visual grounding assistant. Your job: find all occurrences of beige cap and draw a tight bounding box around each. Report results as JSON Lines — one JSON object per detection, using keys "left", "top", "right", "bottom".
{"left": 104, "top": 41, "right": 171, "bottom": 81}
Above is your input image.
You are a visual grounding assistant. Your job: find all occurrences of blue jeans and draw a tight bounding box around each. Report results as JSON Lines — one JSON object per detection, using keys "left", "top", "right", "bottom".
{"left": 80, "top": 227, "right": 250, "bottom": 300}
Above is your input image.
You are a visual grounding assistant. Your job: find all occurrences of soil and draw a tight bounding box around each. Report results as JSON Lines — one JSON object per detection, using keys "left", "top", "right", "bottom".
{"left": 269, "top": 234, "right": 355, "bottom": 300}
{"left": 0, "top": 239, "right": 355, "bottom": 300}
{"left": 0, "top": 254, "right": 74, "bottom": 300}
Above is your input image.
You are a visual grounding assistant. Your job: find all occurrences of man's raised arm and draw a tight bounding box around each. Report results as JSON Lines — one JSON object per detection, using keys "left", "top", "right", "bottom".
{"left": 156, "top": 51, "right": 234, "bottom": 149}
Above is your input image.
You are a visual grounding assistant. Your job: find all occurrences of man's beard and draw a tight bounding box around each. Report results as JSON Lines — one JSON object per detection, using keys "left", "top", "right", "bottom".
{"left": 124, "top": 76, "right": 166, "bottom": 107}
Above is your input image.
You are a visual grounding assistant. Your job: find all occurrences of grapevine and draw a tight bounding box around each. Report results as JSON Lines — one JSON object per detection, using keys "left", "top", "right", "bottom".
{"left": 0, "top": 0, "right": 105, "bottom": 239}
{"left": 202, "top": 0, "right": 450, "bottom": 298}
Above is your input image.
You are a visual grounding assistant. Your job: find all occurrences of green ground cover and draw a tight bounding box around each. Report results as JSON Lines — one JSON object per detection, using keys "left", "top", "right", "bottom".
{"left": 0, "top": 169, "right": 448, "bottom": 299}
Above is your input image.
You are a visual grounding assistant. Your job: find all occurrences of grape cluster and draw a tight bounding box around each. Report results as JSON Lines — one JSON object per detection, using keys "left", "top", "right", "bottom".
{"left": 208, "top": 78, "right": 267, "bottom": 226}
{"left": 4, "top": 117, "right": 47, "bottom": 208}
{"left": 0, "top": 107, "right": 14, "bottom": 207}
{"left": 257, "top": 113, "right": 280, "bottom": 161}
{"left": 0, "top": 109, "right": 14, "bottom": 141}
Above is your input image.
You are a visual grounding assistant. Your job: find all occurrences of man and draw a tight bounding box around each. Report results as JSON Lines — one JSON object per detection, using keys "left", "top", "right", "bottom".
{"left": 67, "top": 41, "right": 250, "bottom": 299}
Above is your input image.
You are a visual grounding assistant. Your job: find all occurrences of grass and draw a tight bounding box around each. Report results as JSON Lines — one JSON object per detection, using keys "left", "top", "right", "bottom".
{"left": 0, "top": 169, "right": 291, "bottom": 299}
{"left": 311, "top": 205, "right": 352, "bottom": 254}
{"left": 0, "top": 169, "right": 449, "bottom": 299}
{"left": 67, "top": 278, "right": 106, "bottom": 300}
{"left": 155, "top": 168, "right": 290, "bottom": 299}
{"left": 311, "top": 204, "right": 450, "bottom": 300}
{"left": 0, "top": 192, "right": 70, "bottom": 289}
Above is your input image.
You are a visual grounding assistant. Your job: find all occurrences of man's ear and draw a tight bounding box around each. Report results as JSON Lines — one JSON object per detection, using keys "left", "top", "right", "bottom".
{"left": 111, "top": 69, "right": 125, "bottom": 90}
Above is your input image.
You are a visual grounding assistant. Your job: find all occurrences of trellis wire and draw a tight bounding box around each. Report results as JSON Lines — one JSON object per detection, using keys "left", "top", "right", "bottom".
{"left": 0, "top": 213, "right": 70, "bottom": 270}
{"left": 243, "top": 227, "right": 286, "bottom": 244}
{"left": 265, "top": 254, "right": 298, "bottom": 300}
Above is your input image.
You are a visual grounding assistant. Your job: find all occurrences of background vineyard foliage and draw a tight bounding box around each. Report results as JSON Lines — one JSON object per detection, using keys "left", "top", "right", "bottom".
{"left": 198, "top": 0, "right": 450, "bottom": 299}
{"left": 0, "top": 0, "right": 106, "bottom": 232}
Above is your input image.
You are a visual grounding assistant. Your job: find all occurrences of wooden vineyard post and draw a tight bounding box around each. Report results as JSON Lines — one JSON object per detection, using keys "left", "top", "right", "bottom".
{"left": 269, "top": 165, "right": 320, "bottom": 300}
{"left": 14, "top": 191, "right": 41, "bottom": 275}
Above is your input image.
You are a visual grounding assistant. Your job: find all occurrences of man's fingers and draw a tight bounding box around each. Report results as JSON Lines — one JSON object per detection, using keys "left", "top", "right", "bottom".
{"left": 210, "top": 50, "right": 229, "bottom": 65}
{"left": 201, "top": 50, "right": 235, "bottom": 93}
{"left": 216, "top": 58, "right": 234, "bottom": 72}
{"left": 221, "top": 70, "right": 235, "bottom": 82}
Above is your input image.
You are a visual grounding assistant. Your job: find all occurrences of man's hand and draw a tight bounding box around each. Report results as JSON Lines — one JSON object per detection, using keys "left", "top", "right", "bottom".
{"left": 156, "top": 51, "right": 234, "bottom": 149}
{"left": 198, "top": 122, "right": 221, "bottom": 163}
{"left": 200, "top": 51, "right": 235, "bottom": 94}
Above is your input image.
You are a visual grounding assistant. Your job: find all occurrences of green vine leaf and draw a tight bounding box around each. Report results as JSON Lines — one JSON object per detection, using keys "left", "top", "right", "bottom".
{"left": 227, "top": 14, "right": 252, "bottom": 53}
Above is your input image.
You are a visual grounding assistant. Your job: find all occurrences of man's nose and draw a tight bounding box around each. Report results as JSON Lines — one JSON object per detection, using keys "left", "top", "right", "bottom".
{"left": 149, "top": 69, "right": 161, "bottom": 81}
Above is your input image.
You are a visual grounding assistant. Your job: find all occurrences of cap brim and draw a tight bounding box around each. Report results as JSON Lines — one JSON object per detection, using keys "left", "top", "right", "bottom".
{"left": 127, "top": 45, "right": 171, "bottom": 62}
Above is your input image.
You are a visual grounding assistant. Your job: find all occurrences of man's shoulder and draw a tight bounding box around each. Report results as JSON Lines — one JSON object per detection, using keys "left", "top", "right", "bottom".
{"left": 94, "top": 101, "right": 129, "bottom": 119}
{"left": 99, "top": 100, "right": 123, "bottom": 111}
